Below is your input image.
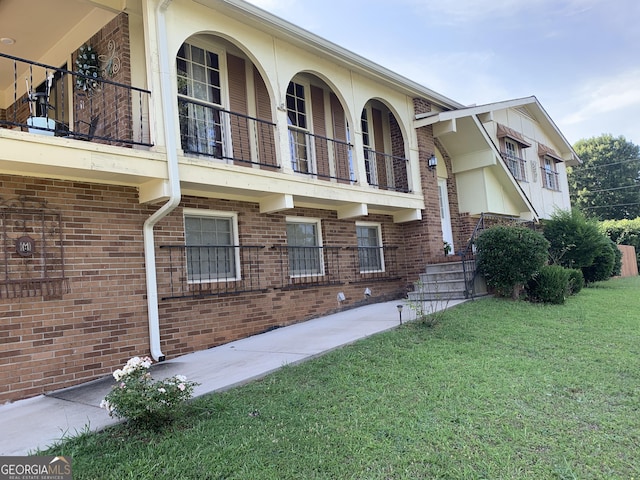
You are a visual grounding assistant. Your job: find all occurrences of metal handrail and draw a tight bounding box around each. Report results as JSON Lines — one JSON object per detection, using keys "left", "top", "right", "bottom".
{"left": 363, "top": 148, "right": 410, "bottom": 193}
{"left": 289, "top": 128, "right": 355, "bottom": 183}
{"left": 0, "top": 52, "right": 153, "bottom": 147}
{"left": 178, "top": 98, "right": 279, "bottom": 168}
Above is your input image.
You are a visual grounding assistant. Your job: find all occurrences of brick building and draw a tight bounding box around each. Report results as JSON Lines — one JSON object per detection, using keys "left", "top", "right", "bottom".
{"left": 0, "top": 0, "right": 579, "bottom": 403}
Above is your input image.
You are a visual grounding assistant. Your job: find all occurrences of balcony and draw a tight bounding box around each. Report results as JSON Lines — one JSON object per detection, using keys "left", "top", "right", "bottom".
{"left": 364, "top": 149, "right": 410, "bottom": 193}
{"left": 501, "top": 151, "right": 527, "bottom": 182}
{"left": 0, "top": 53, "right": 151, "bottom": 148}
{"left": 289, "top": 128, "right": 354, "bottom": 183}
{"left": 178, "top": 98, "right": 278, "bottom": 169}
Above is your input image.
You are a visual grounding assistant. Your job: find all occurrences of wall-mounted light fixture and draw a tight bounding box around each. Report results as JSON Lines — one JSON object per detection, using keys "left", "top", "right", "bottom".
{"left": 428, "top": 153, "right": 438, "bottom": 175}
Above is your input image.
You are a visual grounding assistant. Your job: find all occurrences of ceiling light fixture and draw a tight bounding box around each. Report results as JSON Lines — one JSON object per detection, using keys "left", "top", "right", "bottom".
{"left": 1, "top": 37, "right": 16, "bottom": 45}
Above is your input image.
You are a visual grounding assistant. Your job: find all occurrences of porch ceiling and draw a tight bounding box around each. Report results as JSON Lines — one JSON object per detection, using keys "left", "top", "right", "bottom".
{"left": 0, "top": 0, "right": 122, "bottom": 95}
{"left": 432, "top": 115, "right": 537, "bottom": 219}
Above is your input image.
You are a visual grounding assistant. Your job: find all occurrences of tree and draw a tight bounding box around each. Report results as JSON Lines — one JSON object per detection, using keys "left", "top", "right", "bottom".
{"left": 569, "top": 134, "right": 640, "bottom": 220}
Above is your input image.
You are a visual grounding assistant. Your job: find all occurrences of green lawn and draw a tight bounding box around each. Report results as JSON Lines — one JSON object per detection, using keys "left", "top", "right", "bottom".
{"left": 47, "top": 277, "right": 640, "bottom": 479}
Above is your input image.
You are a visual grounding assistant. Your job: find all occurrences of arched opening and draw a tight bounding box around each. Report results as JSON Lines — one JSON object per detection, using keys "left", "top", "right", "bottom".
{"left": 361, "top": 99, "right": 409, "bottom": 192}
{"left": 176, "top": 34, "right": 278, "bottom": 170}
{"left": 286, "top": 72, "right": 354, "bottom": 184}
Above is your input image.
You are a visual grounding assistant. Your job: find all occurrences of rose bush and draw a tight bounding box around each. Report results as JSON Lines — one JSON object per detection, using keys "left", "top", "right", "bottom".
{"left": 100, "top": 356, "right": 198, "bottom": 429}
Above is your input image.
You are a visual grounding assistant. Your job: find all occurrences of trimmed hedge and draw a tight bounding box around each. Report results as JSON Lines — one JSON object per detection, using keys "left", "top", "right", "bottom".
{"left": 526, "top": 265, "right": 570, "bottom": 304}
{"left": 582, "top": 238, "right": 620, "bottom": 283}
{"left": 476, "top": 226, "right": 549, "bottom": 299}
{"left": 567, "top": 268, "right": 584, "bottom": 295}
{"left": 600, "top": 217, "right": 640, "bottom": 272}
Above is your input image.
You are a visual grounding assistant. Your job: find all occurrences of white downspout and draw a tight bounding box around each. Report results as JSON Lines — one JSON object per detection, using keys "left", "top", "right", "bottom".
{"left": 144, "top": 0, "right": 180, "bottom": 361}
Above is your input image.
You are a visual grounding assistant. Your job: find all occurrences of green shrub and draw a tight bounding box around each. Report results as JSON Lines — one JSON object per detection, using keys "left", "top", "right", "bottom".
{"left": 526, "top": 265, "right": 570, "bottom": 304}
{"left": 476, "top": 225, "right": 549, "bottom": 299}
{"left": 582, "top": 238, "right": 619, "bottom": 283}
{"left": 566, "top": 268, "right": 584, "bottom": 295}
{"left": 542, "top": 209, "right": 603, "bottom": 268}
{"left": 600, "top": 217, "right": 640, "bottom": 272}
{"left": 612, "top": 240, "right": 623, "bottom": 276}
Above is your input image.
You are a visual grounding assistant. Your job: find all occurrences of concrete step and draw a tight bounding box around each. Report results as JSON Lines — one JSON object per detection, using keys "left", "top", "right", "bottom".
{"left": 419, "top": 271, "right": 466, "bottom": 283}
{"left": 415, "top": 278, "right": 467, "bottom": 293}
{"left": 424, "top": 261, "right": 467, "bottom": 274}
{"left": 407, "top": 290, "right": 469, "bottom": 301}
{"left": 410, "top": 260, "right": 487, "bottom": 301}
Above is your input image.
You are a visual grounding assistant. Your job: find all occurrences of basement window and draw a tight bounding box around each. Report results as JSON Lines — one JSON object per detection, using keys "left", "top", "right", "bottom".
{"left": 184, "top": 209, "right": 240, "bottom": 283}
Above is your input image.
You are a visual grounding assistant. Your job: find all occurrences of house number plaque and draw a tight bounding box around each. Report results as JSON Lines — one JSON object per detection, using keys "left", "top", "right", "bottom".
{"left": 16, "top": 235, "right": 35, "bottom": 257}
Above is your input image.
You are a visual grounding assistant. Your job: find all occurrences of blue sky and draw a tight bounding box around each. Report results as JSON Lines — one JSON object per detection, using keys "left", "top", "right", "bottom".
{"left": 246, "top": 0, "right": 640, "bottom": 146}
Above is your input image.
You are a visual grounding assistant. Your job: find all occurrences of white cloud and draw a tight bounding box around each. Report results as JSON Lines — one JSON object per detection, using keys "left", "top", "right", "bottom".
{"left": 554, "top": 69, "right": 640, "bottom": 144}
{"left": 377, "top": 50, "right": 513, "bottom": 106}
{"left": 563, "top": 69, "right": 640, "bottom": 125}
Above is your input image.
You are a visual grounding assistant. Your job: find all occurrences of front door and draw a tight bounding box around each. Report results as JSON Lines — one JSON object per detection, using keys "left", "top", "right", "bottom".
{"left": 438, "top": 178, "right": 454, "bottom": 255}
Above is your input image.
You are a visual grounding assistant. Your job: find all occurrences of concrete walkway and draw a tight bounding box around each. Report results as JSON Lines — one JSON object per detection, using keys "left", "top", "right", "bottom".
{"left": 0, "top": 299, "right": 465, "bottom": 455}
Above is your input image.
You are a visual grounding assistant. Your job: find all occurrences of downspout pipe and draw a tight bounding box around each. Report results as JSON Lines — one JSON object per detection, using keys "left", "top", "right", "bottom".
{"left": 143, "top": 0, "right": 180, "bottom": 362}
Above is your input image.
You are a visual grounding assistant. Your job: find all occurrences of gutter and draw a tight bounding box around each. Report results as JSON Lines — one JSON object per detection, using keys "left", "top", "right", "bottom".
{"left": 143, "top": 0, "right": 181, "bottom": 362}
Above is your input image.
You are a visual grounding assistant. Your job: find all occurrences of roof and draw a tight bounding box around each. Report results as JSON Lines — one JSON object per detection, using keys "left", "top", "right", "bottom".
{"left": 194, "top": 0, "right": 465, "bottom": 110}
{"left": 416, "top": 96, "right": 581, "bottom": 166}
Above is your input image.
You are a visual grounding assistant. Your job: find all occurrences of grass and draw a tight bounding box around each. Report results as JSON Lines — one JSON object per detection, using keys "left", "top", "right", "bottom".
{"left": 44, "top": 277, "right": 640, "bottom": 479}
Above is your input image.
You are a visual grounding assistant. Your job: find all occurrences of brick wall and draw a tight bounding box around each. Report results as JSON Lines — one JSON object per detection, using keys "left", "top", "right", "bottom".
{"left": 389, "top": 113, "right": 409, "bottom": 191}
{"left": 154, "top": 199, "right": 406, "bottom": 356}
{"left": 0, "top": 176, "right": 152, "bottom": 402}
{"left": 434, "top": 138, "right": 464, "bottom": 252}
{"left": 72, "top": 13, "right": 133, "bottom": 144}
{"left": 399, "top": 99, "right": 443, "bottom": 283}
{"left": 0, "top": 175, "right": 407, "bottom": 403}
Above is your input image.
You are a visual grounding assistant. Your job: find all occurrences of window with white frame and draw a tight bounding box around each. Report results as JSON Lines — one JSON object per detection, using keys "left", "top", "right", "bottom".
{"left": 356, "top": 223, "right": 384, "bottom": 273}
{"left": 287, "top": 81, "right": 314, "bottom": 174}
{"left": 504, "top": 138, "right": 526, "bottom": 181}
{"left": 286, "top": 218, "right": 323, "bottom": 276}
{"left": 361, "top": 109, "right": 377, "bottom": 186}
{"left": 184, "top": 210, "right": 240, "bottom": 283}
{"left": 177, "top": 42, "right": 227, "bottom": 157}
{"left": 541, "top": 156, "right": 560, "bottom": 191}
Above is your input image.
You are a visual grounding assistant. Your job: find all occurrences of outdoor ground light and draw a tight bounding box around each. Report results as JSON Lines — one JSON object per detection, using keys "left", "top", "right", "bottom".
{"left": 396, "top": 304, "right": 403, "bottom": 325}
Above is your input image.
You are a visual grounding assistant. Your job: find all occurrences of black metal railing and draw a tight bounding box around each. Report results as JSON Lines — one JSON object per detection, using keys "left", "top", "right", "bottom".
{"left": 158, "top": 245, "right": 266, "bottom": 300}
{"left": 178, "top": 98, "right": 279, "bottom": 168}
{"left": 501, "top": 151, "right": 527, "bottom": 182}
{"left": 0, "top": 52, "right": 152, "bottom": 147}
{"left": 364, "top": 149, "right": 410, "bottom": 192}
{"left": 158, "top": 242, "right": 403, "bottom": 299}
{"left": 349, "top": 245, "right": 401, "bottom": 282}
{"left": 541, "top": 168, "right": 560, "bottom": 191}
{"left": 289, "top": 128, "right": 354, "bottom": 183}
{"left": 272, "top": 245, "right": 343, "bottom": 289}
